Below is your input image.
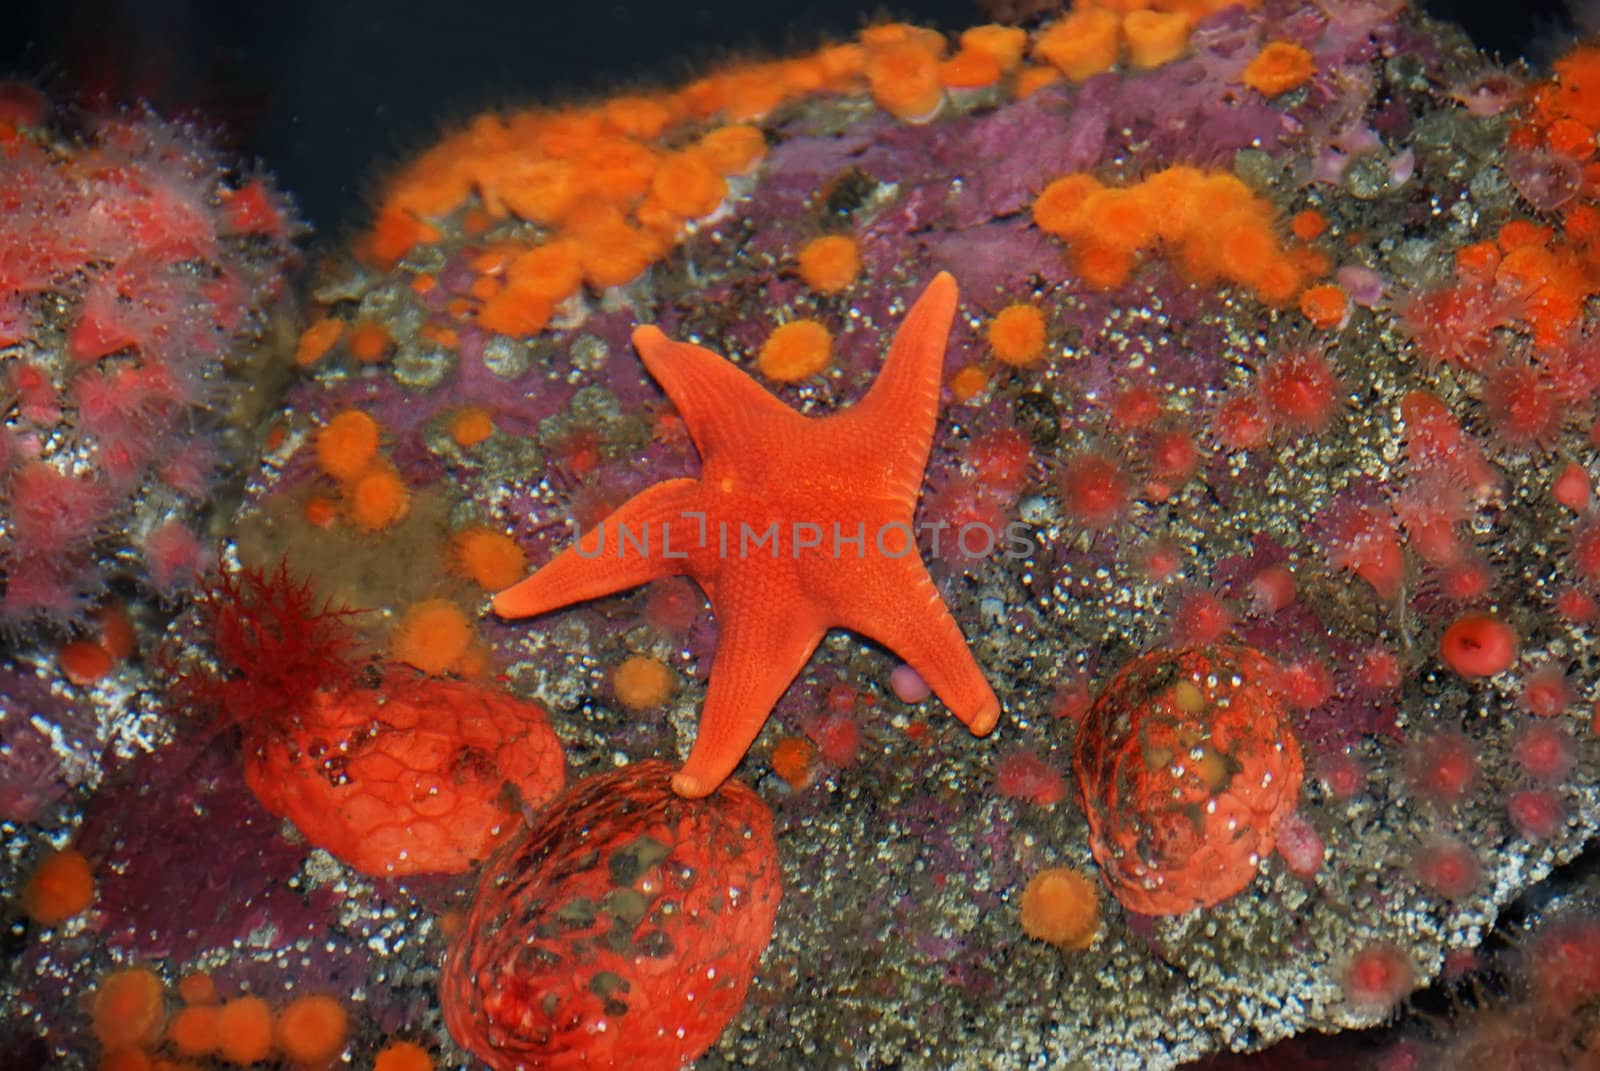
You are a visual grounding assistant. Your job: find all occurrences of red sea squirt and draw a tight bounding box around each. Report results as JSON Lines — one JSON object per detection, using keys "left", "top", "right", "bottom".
{"left": 1073, "top": 646, "right": 1304, "bottom": 915}
{"left": 190, "top": 564, "right": 565, "bottom": 876}
{"left": 442, "top": 760, "right": 781, "bottom": 1070}
{"left": 244, "top": 678, "right": 565, "bottom": 876}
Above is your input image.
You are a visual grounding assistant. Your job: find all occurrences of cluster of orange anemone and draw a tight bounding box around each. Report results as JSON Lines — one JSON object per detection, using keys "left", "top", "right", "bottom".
{"left": 339, "top": 3, "right": 1264, "bottom": 346}
{"left": 1515, "top": 43, "right": 1600, "bottom": 192}
{"left": 1401, "top": 217, "right": 1600, "bottom": 445}
{"left": 1034, "top": 0, "right": 1261, "bottom": 81}
{"left": 304, "top": 404, "right": 540, "bottom": 676}
{"left": 1031, "top": 165, "right": 1327, "bottom": 300}
{"left": 310, "top": 408, "right": 410, "bottom": 534}
{"left": 86, "top": 965, "right": 431, "bottom": 1071}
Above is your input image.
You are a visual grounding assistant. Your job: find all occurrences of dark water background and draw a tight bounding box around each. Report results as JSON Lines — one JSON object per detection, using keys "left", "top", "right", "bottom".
{"left": 0, "top": 0, "right": 1576, "bottom": 254}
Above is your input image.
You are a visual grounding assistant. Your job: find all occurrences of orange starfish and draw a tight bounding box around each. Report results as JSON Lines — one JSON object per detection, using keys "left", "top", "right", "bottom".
{"left": 494, "top": 272, "right": 1001, "bottom": 797}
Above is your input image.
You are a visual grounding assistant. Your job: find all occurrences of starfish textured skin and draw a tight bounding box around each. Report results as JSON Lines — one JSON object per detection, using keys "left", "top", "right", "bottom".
{"left": 493, "top": 272, "right": 1001, "bottom": 797}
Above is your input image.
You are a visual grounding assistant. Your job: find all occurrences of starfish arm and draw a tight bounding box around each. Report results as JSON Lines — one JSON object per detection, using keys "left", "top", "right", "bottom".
{"left": 632, "top": 325, "right": 801, "bottom": 459}
{"left": 847, "top": 272, "right": 959, "bottom": 506}
{"left": 672, "top": 587, "right": 826, "bottom": 798}
{"left": 830, "top": 556, "right": 1001, "bottom": 737}
{"left": 492, "top": 477, "right": 701, "bottom": 619}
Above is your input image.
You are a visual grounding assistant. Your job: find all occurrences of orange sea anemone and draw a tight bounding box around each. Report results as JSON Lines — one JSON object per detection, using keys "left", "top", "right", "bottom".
{"left": 276, "top": 994, "right": 348, "bottom": 1064}
{"left": 168, "top": 1004, "right": 218, "bottom": 1057}
{"left": 21, "top": 846, "right": 94, "bottom": 926}
{"left": 987, "top": 303, "right": 1049, "bottom": 367}
{"left": 796, "top": 235, "right": 861, "bottom": 294}
{"left": 314, "top": 410, "right": 380, "bottom": 483}
{"left": 1075, "top": 186, "right": 1156, "bottom": 253}
{"left": 1242, "top": 41, "right": 1315, "bottom": 97}
{"left": 759, "top": 319, "right": 833, "bottom": 382}
{"left": 448, "top": 407, "right": 495, "bottom": 448}
{"left": 961, "top": 24, "right": 1027, "bottom": 72}
{"left": 346, "top": 465, "right": 410, "bottom": 532}
{"left": 92, "top": 967, "right": 166, "bottom": 1050}
{"left": 1033, "top": 173, "right": 1105, "bottom": 238}
{"left": 504, "top": 239, "right": 584, "bottom": 304}
{"left": 940, "top": 47, "right": 1003, "bottom": 90}
{"left": 1123, "top": 10, "right": 1191, "bottom": 69}
{"left": 1019, "top": 866, "right": 1100, "bottom": 949}
{"left": 1032, "top": 9, "right": 1120, "bottom": 82}
{"left": 215, "top": 995, "right": 273, "bottom": 1065}
{"left": 346, "top": 321, "right": 393, "bottom": 363}
{"left": 650, "top": 150, "right": 727, "bottom": 219}
{"left": 295, "top": 319, "right": 344, "bottom": 367}
{"left": 866, "top": 40, "right": 946, "bottom": 123}
{"left": 478, "top": 282, "right": 554, "bottom": 338}
{"left": 390, "top": 599, "right": 475, "bottom": 676}
{"left": 612, "top": 654, "right": 676, "bottom": 710}
{"left": 450, "top": 526, "right": 527, "bottom": 591}
{"left": 696, "top": 124, "right": 767, "bottom": 176}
